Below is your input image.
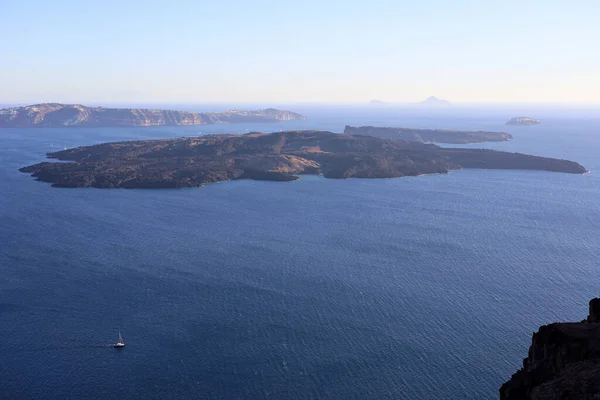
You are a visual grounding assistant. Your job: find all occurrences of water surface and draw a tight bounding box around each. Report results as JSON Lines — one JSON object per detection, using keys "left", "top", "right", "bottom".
{"left": 1, "top": 107, "right": 599, "bottom": 399}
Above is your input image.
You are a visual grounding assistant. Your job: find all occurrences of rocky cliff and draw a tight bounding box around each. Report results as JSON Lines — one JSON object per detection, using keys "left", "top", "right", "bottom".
{"left": 344, "top": 125, "right": 512, "bottom": 144}
{"left": 500, "top": 298, "right": 600, "bottom": 400}
{"left": 19, "top": 130, "right": 586, "bottom": 189}
{"left": 0, "top": 104, "right": 306, "bottom": 128}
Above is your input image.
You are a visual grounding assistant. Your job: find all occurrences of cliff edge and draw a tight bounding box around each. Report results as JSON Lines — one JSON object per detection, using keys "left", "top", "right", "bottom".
{"left": 500, "top": 298, "right": 600, "bottom": 400}
{"left": 0, "top": 104, "right": 307, "bottom": 128}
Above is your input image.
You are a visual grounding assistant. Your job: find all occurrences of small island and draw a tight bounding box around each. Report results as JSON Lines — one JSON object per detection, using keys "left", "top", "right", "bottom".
{"left": 414, "top": 96, "right": 452, "bottom": 108}
{"left": 344, "top": 125, "right": 512, "bottom": 144}
{"left": 506, "top": 117, "right": 540, "bottom": 126}
{"left": 20, "top": 130, "right": 586, "bottom": 189}
{"left": 500, "top": 299, "right": 600, "bottom": 400}
{"left": 0, "top": 103, "right": 307, "bottom": 128}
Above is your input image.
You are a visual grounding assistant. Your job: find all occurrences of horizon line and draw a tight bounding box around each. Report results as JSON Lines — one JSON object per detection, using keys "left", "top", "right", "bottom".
{"left": 2, "top": 100, "right": 600, "bottom": 107}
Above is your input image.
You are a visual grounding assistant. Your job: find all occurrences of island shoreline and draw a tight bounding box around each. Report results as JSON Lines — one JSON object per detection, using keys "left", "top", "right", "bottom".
{"left": 19, "top": 130, "right": 587, "bottom": 189}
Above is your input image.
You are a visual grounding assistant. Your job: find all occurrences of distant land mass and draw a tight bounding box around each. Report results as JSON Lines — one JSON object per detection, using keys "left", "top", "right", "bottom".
{"left": 506, "top": 117, "right": 540, "bottom": 126}
{"left": 20, "top": 130, "right": 586, "bottom": 189}
{"left": 0, "top": 103, "right": 307, "bottom": 128}
{"left": 415, "top": 96, "right": 452, "bottom": 107}
{"left": 500, "top": 298, "right": 600, "bottom": 400}
{"left": 344, "top": 125, "right": 512, "bottom": 144}
{"left": 369, "top": 99, "right": 385, "bottom": 105}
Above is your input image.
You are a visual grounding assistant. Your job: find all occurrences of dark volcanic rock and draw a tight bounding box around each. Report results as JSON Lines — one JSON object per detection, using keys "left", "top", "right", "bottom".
{"left": 588, "top": 299, "right": 600, "bottom": 323}
{"left": 500, "top": 299, "right": 600, "bottom": 400}
{"left": 439, "top": 148, "right": 586, "bottom": 174}
{"left": 0, "top": 103, "right": 306, "bottom": 128}
{"left": 19, "top": 130, "right": 586, "bottom": 189}
{"left": 344, "top": 125, "right": 512, "bottom": 144}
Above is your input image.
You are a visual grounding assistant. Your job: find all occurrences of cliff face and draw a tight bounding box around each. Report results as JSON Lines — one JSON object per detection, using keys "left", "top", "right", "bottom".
{"left": 500, "top": 298, "right": 600, "bottom": 400}
{"left": 95, "top": 107, "right": 206, "bottom": 126}
{"left": 0, "top": 104, "right": 306, "bottom": 128}
{"left": 344, "top": 125, "right": 512, "bottom": 144}
{"left": 208, "top": 108, "right": 307, "bottom": 123}
{"left": 19, "top": 130, "right": 586, "bottom": 189}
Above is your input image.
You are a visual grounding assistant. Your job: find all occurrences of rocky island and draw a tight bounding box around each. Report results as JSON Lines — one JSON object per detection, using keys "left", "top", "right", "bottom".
{"left": 414, "top": 96, "right": 452, "bottom": 107}
{"left": 0, "top": 103, "right": 306, "bottom": 128}
{"left": 344, "top": 125, "right": 512, "bottom": 144}
{"left": 506, "top": 117, "right": 540, "bottom": 126}
{"left": 500, "top": 298, "right": 600, "bottom": 400}
{"left": 20, "top": 130, "right": 586, "bottom": 188}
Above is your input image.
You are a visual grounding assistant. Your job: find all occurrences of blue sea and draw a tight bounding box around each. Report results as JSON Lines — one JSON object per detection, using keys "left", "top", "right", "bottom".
{"left": 1, "top": 106, "right": 599, "bottom": 399}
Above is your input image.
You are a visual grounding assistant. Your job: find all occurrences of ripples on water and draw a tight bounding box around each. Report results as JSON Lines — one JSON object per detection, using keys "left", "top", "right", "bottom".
{"left": 1, "top": 107, "right": 599, "bottom": 399}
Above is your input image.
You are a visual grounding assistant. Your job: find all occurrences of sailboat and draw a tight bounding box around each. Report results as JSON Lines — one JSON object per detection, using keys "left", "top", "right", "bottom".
{"left": 113, "top": 331, "right": 125, "bottom": 348}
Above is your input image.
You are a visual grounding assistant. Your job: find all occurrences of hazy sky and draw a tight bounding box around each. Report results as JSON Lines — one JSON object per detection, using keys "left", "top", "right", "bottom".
{"left": 1, "top": 0, "right": 599, "bottom": 104}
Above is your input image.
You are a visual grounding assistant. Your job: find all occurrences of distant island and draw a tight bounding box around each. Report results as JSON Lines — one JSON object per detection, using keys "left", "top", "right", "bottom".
{"left": 500, "top": 298, "right": 600, "bottom": 400}
{"left": 414, "top": 96, "right": 451, "bottom": 107}
{"left": 0, "top": 103, "right": 307, "bottom": 128}
{"left": 506, "top": 116, "right": 540, "bottom": 126}
{"left": 368, "top": 99, "right": 385, "bottom": 105}
{"left": 344, "top": 125, "right": 512, "bottom": 144}
{"left": 20, "top": 130, "right": 586, "bottom": 188}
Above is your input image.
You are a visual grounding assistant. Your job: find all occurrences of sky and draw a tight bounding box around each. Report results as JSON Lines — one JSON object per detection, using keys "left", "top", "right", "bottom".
{"left": 1, "top": 0, "right": 599, "bottom": 104}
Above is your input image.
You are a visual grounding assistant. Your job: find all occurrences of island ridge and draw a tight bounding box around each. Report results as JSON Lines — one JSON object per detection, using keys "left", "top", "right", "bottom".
{"left": 20, "top": 130, "right": 587, "bottom": 189}
{"left": 344, "top": 125, "right": 512, "bottom": 144}
{"left": 0, "top": 103, "right": 307, "bottom": 128}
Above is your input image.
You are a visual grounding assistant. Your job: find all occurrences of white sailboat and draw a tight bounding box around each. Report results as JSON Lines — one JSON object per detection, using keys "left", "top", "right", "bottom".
{"left": 113, "top": 331, "right": 125, "bottom": 348}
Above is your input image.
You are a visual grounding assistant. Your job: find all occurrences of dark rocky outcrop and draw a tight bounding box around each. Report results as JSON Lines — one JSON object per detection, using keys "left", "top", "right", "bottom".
{"left": 500, "top": 299, "right": 600, "bottom": 400}
{"left": 0, "top": 104, "right": 306, "bottom": 128}
{"left": 588, "top": 299, "right": 600, "bottom": 323}
{"left": 344, "top": 125, "right": 512, "bottom": 144}
{"left": 19, "top": 130, "right": 586, "bottom": 189}
{"left": 506, "top": 117, "right": 540, "bottom": 126}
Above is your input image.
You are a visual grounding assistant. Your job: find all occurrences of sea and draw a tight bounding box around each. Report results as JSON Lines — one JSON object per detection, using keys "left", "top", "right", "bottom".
{"left": 1, "top": 105, "right": 599, "bottom": 399}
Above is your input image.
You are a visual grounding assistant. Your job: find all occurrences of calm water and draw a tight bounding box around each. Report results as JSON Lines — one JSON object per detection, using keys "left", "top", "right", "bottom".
{"left": 1, "top": 106, "right": 599, "bottom": 399}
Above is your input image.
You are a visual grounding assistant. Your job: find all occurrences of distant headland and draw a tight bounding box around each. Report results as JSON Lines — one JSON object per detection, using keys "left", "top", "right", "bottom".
{"left": 20, "top": 130, "right": 586, "bottom": 189}
{"left": 505, "top": 116, "right": 540, "bottom": 126}
{"left": 0, "top": 103, "right": 307, "bottom": 128}
{"left": 344, "top": 125, "right": 512, "bottom": 144}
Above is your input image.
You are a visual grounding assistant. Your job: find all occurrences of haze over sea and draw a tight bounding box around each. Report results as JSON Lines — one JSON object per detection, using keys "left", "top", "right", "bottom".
{"left": 1, "top": 105, "right": 599, "bottom": 399}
